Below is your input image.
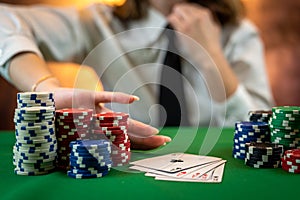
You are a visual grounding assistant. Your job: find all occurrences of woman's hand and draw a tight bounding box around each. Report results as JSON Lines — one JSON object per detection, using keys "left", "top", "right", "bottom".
{"left": 168, "top": 3, "right": 222, "bottom": 56}
{"left": 53, "top": 87, "right": 171, "bottom": 150}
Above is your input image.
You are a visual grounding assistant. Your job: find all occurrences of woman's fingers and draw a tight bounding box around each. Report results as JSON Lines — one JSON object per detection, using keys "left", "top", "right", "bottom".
{"left": 129, "top": 134, "right": 172, "bottom": 150}
{"left": 95, "top": 91, "right": 140, "bottom": 104}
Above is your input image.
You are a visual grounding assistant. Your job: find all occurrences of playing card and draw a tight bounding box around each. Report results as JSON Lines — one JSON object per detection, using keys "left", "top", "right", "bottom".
{"left": 154, "top": 162, "right": 226, "bottom": 183}
{"left": 155, "top": 160, "right": 226, "bottom": 182}
{"left": 129, "top": 153, "right": 226, "bottom": 183}
{"left": 129, "top": 153, "right": 221, "bottom": 173}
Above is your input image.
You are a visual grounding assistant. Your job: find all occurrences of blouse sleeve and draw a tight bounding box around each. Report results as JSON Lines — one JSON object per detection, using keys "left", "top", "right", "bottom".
{"left": 0, "top": 4, "right": 90, "bottom": 81}
{"left": 216, "top": 20, "right": 274, "bottom": 126}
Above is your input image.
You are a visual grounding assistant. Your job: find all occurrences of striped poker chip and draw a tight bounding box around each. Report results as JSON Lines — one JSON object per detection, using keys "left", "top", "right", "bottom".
{"left": 55, "top": 108, "right": 93, "bottom": 117}
{"left": 94, "top": 112, "right": 129, "bottom": 121}
{"left": 16, "top": 106, "right": 55, "bottom": 114}
{"left": 67, "top": 171, "right": 109, "bottom": 179}
{"left": 233, "top": 121, "right": 271, "bottom": 160}
{"left": 17, "top": 92, "right": 54, "bottom": 99}
{"left": 281, "top": 149, "right": 300, "bottom": 174}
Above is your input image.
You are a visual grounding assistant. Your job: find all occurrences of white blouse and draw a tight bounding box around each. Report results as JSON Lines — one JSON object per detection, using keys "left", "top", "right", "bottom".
{"left": 0, "top": 3, "right": 274, "bottom": 127}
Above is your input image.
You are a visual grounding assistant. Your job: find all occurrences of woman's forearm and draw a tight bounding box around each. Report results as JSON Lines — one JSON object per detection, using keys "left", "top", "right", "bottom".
{"left": 9, "top": 52, "right": 60, "bottom": 92}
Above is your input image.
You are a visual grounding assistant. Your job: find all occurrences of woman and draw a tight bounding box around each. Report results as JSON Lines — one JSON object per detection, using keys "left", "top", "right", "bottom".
{"left": 0, "top": 0, "right": 273, "bottom": 137}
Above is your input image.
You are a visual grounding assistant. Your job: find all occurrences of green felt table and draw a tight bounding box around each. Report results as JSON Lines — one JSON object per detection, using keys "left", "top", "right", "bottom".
{"left": 0, "top": 127, "right": 298, "bottom": 200}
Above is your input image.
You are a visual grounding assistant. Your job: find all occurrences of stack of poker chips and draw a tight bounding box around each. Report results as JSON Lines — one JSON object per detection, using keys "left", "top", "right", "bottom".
{"left": 17, "top": 92, "right": 55, "bottom": 108}
{"left": 233, "top": 121, "right": 270, "bottom": 160}
{"left": 13, "top": 92, "right": 57, "bottom": 175}
{"left": 67, "top": 140, "right": 112, "bottom": 179}
{"left": 269, "top": 106, "right": 300, "bottom": 150}
{"left": 248, "top": 110, "right": 272, "bottom": 123}
{"left": 92, "top": 112, "right": 131, "bottom": 167}
{"left": 245, "top": 142, "right": 283, "bottom": 168}
{"left": 55, "top": 108, "right": 93, "bottom": 170}
{"left": 281, "top": 149, "right": 300, "bottom": 174}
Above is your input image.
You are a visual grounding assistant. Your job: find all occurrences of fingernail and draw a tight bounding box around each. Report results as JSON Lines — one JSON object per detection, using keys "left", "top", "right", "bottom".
{"left": 163, "top": 136, "right": 172, "bottom": 142}
{"left": 132, "top": 95, "right": 140, "bottom": 101}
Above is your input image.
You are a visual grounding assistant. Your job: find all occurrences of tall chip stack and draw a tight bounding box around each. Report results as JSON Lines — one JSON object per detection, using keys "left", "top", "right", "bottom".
{"left": 13, "top": 92, "right": 57, "bottom": 175}
{"left": 55, "top": 108, "right": 93, "bottom": 170}
{"left": 269, "top": 106, "right": 300, "bottom": 150}
{"left": 91, "top": 112, "right": 131, "bottom": 167}
{"left": 233, "top": 121, "right": 270, "bottom": 160}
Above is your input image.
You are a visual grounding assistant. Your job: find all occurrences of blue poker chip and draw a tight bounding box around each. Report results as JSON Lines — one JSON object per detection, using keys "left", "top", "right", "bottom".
{"left": 67, "top": 170, "right": 109, "bottom": 179}
{"left": 69, "top": 160, "right": 113, "bottom": 168}
{"left": 233, "top": 153, "right": 246, "bottom": 160}
{"left": 69, "top": 156, "right": 111, "bottom": 164}
{"left": 235, "top": 121, "right": 269, "bottom": 129}
{"left": 70, "top": 165, "right": 110, "bottom": 171}
{"left": 70, "top": 148, "right": 111, "bottom": 155}
{"left": 69, "top": 157, "right": 112, "bottom": 165}
{"left": 70, "top": 140, "right": 111, "bottom": 149}
{"left": 68, "top": 167, "right": 109, "bottom": 174}
{"left": 70, "top": 151, "right": 111, "bottom": 159}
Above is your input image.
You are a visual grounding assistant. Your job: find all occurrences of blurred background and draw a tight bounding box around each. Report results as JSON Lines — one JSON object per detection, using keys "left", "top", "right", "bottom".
{"left": 0, "top": 0, "right": 299, "bottom": 130}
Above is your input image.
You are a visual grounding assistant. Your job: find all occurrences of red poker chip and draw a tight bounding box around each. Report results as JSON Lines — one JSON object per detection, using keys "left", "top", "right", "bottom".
{"left": 112, "top": 159, "right": 130, "bottom": 164}
{"left": 56, "top": 118, "right": 92, "bottom": 124}
{"left": 55, "top": 120, "right": 91, "bottom": 126}
{"left": 56, "top": 128, "right": 90, "bottom": 134}
{"left": 91, "top": 130, "right": 127, "bottom": 136}
{"left": 112, "top": 141, "right": 131, "bottom": 146}
{"left": 93, "top": 112, "right": 129, "bottom": 120}
{"left": 93, "top": 118, "right": 128, "bottom": 124}
{"left": 94, "top": 122, "right": 128, "bottom": 127}
{"left": 93, "top": 126, "right": 128, "bottom": 131}
{"left": 92, "top": 129, "right": 127, "bottom": 135}
{"left": 108, "top": 134, "right": 129, "bottom": 140}
{"left": 285, "top": 149, "right": 300, "bottom": 159}
{"left": 110, "top": 138, "right": 130, "bottom": 144}
{"left": 281, "top": 161, "right": 300, "bottom": 170}
{"left": 281, "top": 163, "right": 300, "bottom": 173}
{"left": 282, "top": 156, "right": 300, "bottom": 165}
{"left": 56, "top": 108, "right": 93, "bottom": 116}
{"left": 109, "top": 136, "right": 129, "bottom": 142}
{"left": 112, "top": 147, "right": 131, "bottom": 152}
{"left": 112, "top": 146, "right": 131, "bottom": 152}
{"left": 111, "top": 150, "right": 131, "bottom": 156}
{"left": 55, "top": 124, "right": 89, "bottom": 130}
{"left": 111, "top": 154, "right": 130, "bottom": 160}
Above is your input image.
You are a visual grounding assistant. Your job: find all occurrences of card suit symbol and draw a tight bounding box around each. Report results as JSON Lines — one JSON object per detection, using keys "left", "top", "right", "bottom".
{"left": 177, "top": 171, "right": 187, "bottom": 176}
{"left": 170, "top": 159, "right": 184, "bottom": 163}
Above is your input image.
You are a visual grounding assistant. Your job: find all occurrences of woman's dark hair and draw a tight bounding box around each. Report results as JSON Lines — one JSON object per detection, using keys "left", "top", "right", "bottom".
{"left": 188, "top": 0, "right": 245, "bottom": 26}
{"left": 113, "top": 0, "right": 149, "bottom": 21}
{"left": 113, "top": 0, "right": 245, "bottom": 26}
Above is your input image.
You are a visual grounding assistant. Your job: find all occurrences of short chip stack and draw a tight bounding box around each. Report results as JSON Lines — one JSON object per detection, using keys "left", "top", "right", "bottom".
{"left": 248, "top": 110, "right": 272, "bottom": 123}
{"left": 55, "top": 108, "right": 93, "bottom": 170}
{"left": 92, "top": 112, "right": 131, "bottom": 167}
{"left": 233, "top": 121, "right": 270, "bottom": 160}
{"left": 13, "top": 92, "right": 57, "bottom": 175}
{"left": 245, "top": 142, "right": 283, "bottom": 168}
{"left": 67, "top": 140, "right": 112, "bottom": 179}
{"left": 281, "top": 149, "right": 300, "bottom": 174}
{"left": 269, "top": 106, "right": 300, "bottom": 150}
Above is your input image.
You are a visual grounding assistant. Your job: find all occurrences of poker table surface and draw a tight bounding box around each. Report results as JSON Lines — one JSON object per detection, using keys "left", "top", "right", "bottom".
{"left": 0, "top": 127, "right": 298, "bottom": 200}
